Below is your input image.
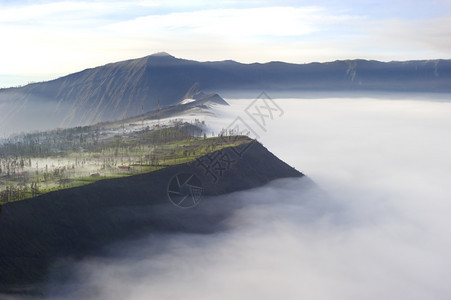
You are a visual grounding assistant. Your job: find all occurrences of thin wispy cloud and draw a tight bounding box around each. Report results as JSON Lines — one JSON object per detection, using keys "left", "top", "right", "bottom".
{"left": 372, "top": 17, "right": 451, "bottom": 56}
{"left": 107, "top": 6, "right": 328, "bottom": 38}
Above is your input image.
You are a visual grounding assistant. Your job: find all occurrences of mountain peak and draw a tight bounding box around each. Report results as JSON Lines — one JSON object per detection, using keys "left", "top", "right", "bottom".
{"left": 150, "top": 51, "right": 173, "bottom": 57}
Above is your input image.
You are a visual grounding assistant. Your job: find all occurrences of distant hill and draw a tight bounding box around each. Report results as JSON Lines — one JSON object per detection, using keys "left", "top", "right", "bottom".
{"left": 1, "top": 52, "right": 450, "bottom": 135}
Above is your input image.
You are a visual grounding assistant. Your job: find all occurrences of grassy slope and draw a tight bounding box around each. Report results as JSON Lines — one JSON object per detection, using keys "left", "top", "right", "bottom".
{"left": 35, "top": 136, "right": 252, "bottom": 197}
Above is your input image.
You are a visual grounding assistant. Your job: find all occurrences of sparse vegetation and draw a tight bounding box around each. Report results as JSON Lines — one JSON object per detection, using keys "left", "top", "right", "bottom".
{"left": 0, "top": 121, "right": 252, "bottom": 204}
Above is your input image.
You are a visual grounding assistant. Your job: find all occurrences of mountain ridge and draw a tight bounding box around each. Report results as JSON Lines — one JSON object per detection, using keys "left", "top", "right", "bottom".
{"left": 3, "top": 54, "right": 449, "bottom": 93}
{"left": 1, "top": 53, "right": 450, "bottom": 135}
{"left": 0, "top": 141, "right": 303, "bottom": 294}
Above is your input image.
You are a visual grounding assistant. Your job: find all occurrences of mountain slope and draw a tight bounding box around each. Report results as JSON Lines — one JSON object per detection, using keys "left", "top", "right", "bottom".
{"left": 0, "top": 141, "right": 302, "bottom": 294}
{"left": 1, "top": 53, "right": 450, "bottom": 135}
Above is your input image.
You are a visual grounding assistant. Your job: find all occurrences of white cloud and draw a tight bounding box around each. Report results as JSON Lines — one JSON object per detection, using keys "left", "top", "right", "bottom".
{"left": 107, "top": 6, "right": 326, "bottom": 38}
{"left": 1, "top": 3, "right": 363, "bottom": 84}
{"left": 371, "top": 17, "right": 451, "bottom": 57}
{"left": 0, "top": 1, "right": 119, "bottom": 25}
{"left": 1, "top": 1, "right": 451, "bottom": 87}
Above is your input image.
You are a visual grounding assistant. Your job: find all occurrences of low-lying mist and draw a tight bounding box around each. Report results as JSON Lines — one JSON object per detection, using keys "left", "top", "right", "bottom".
{"left": 0, "top": 99, "right": 78, "bottom": 138}
{"left": 15, "top": 96, "right": 451, "bottom": 299}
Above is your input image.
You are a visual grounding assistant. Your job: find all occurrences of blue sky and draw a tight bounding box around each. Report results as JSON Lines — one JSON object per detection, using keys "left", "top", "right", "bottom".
{"left": 1, "top": 0, "right": 450, "bottom": 87}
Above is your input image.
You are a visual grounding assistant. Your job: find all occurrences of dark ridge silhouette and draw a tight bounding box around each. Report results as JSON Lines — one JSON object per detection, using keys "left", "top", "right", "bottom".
{"left": 0, "top": 141, "right": 302, "bottom": 294}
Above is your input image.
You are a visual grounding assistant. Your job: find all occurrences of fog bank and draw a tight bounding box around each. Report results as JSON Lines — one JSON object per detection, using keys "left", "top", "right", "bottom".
{"left": 10, "top": 96, "right": 451, "bottom": 300}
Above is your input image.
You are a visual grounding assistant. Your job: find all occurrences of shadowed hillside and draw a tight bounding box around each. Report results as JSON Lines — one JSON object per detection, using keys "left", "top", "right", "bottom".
{"left": 0, "top": 141, "right": 302, "bottom": 295}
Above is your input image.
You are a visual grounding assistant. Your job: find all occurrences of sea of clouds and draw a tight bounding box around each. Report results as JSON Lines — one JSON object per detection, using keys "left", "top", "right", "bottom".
{"left": 14, "top": 95, "right": 451, "bottom": 300}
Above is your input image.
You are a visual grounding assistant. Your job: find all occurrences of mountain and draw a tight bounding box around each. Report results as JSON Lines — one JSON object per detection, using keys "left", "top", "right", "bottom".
{"left": 0, "top": 141, "right": 303, "bottom": 294}
{"left": 180, "top": 82, "right": 229, "bottom": 106}
{"left": 1, "top": 53, "right": 450, "bottom": 135}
